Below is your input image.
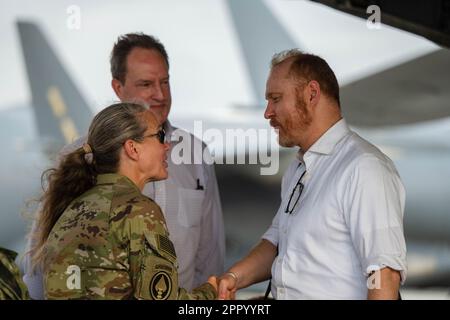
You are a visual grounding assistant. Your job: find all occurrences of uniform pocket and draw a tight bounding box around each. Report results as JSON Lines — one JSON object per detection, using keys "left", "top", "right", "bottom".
{"left": 177, "top": 188, "right": 205, "bottom": 228}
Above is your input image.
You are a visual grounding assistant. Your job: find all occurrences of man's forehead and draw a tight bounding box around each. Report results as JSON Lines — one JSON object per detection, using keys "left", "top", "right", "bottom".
{"left": 126, "top": 48, "right": 168, "bottom": 71}
{"left": 128, "top": 47, "right": 163, "bottom": 60}
{"left": 271, "top": 60, "right": 294, "bottom": 77}
{"left": 268, "top": 68, "right": 291, "bottom": 86}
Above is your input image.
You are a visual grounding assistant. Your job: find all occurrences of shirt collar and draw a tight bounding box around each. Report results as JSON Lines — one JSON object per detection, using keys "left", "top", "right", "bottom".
{"left": 307, "top": 118, "right": 350, "bottom": 155}
{"left": 295, "top": 118, "right": 349, "bottom": 168}
{"left": 96, "top": 173, "right": 140, "bottom": 192}
{"left": 163, "top": 120, "right": 179, "bottom": 143}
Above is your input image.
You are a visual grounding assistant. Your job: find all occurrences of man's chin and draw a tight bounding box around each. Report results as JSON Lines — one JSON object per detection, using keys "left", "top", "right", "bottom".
{"left": 152, "top": 109, "right": 169, "bottom": 125}
{"left": 151, "top": 112, "right": 168, "bottom": 126}
{"left": 278, "top": 137, "right": 295, "bottom": 148}
{"left": 281, "top": 143, "right": 295, "bottom": 148}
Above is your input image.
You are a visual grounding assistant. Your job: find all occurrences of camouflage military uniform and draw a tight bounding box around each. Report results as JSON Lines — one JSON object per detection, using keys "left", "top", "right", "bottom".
{"left": 44, "top": 173, "right": 216, "bottom": 300}
{"left": 0, "top": 247, "right": 30, "bottom": 300}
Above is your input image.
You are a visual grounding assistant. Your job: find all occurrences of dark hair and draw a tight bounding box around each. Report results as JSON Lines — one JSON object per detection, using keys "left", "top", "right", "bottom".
{"left": 30, "top": 103, "right": 149, "bottom": 269}
{"left": 271, "top": 49, "right": 340, "bottom": 107}
{"left": 110, "top": 33, "right": 169, "bottom": 84}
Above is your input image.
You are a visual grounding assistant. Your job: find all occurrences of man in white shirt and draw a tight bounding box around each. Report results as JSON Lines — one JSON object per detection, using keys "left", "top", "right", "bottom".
{"left": 24, "top": 33, "right": 225, "bottom": 298}
{"left": 218, "top": 49, "right": 406, "bottom": 300}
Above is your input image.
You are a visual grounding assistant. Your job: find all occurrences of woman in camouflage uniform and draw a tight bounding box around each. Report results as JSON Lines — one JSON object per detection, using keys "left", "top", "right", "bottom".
{"left": 29, "top": 103, "right": 217, "bottom": 300}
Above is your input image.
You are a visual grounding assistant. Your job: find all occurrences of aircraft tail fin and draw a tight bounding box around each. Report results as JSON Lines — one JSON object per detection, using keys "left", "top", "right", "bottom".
{"left": 226, "top": 0, "right": 299, "bottom": 107}
{"left": 16, "top": 21, "right": 92, "bottom": 149}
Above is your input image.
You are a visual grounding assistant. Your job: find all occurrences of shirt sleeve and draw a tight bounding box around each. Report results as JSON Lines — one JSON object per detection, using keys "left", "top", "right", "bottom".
{"left": 261, "top": 211, "right": 280, "bottom": 247}
{"left": 193, "top": 148, "right": 225, "bottom": 287}
{"left": 261, "top": 174, "right": 285, "bottom": 246}
{"left": 343, "top": 154, "right": 407, "bottom": 283}
{"left": 22, "top": 218, "right": 45, "bottom": 300}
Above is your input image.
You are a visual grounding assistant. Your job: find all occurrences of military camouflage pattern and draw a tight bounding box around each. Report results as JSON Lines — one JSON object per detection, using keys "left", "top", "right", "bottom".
{"left": 0, "top": 247, "right": 30, "bottom": 300}
{"left": 44, "top": 173, "right": 216, "bottom": 300}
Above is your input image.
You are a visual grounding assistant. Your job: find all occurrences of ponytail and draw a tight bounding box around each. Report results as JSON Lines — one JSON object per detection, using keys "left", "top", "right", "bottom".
{"left": 30, "top": 147, "right": 95, "bottom": 270}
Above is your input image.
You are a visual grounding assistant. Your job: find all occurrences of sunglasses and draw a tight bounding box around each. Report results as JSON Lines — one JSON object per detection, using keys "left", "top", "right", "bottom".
{"left": 142, "top": 128, "right": 166, "bottom": 144}
{"left": 285, "top": 170, "right": 306, "bottom": 214}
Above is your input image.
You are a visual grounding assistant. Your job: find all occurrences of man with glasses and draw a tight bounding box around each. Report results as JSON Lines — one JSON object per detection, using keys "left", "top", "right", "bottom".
{"left": 23, "top": 33, "right": 225, "bottom": 299}
{"left": 218, "top": 50, "right": 406, "bottom": 300}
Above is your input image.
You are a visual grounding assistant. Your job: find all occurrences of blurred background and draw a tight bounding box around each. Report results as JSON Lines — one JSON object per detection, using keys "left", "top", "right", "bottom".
{"left": 0, "top": 0, "right": 449, "bottom": 299}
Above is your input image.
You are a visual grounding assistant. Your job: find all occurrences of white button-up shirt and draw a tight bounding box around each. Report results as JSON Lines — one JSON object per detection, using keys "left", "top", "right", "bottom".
{"left": 143, "top": 121, "right": 225, "bottom": 290}
{"left": 263, "top": 119, "right": 407, "bottom": 299}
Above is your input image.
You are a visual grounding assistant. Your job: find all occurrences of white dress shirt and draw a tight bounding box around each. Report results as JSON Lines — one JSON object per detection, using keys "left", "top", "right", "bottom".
{"left": 143, "top": 121, "right": 225, "bottom": 290}
{"left": 263, "top": 118, "right": 407, "bottom": 299}
{"left": 23, "top": 121, "right": 225, "bottom": 298}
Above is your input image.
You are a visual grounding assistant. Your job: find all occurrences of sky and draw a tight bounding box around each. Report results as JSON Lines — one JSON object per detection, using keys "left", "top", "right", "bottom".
{"left": 0, "top": 0, "right": 439, "bottom": 116}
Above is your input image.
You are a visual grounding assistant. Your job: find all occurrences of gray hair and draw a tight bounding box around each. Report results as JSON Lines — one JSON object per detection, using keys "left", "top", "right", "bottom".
{"left": 271, "top": 48, "right": 304, "bottom": 68}
{"left": 87, "top": 102, "right": 150, "bottom": 173}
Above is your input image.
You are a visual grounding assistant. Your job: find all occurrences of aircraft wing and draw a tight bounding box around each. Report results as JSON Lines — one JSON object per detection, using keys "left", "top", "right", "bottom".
{"left": 341, "top": 48, "right": 450, "bottom": 128}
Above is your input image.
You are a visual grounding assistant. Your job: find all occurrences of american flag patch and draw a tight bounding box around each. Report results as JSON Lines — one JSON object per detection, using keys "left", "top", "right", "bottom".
{"left": 157, "top": 234, "right": 176, "bottom": 259}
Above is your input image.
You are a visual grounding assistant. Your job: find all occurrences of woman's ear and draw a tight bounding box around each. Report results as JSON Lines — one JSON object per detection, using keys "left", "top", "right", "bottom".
{"left": 122, "top": 139, "right": 140, "bottom": 161}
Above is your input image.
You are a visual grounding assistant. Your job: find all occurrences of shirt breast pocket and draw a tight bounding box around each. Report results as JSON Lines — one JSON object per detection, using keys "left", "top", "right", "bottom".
{"left": 177, "top": 187, "right": 205, "bottom": 228}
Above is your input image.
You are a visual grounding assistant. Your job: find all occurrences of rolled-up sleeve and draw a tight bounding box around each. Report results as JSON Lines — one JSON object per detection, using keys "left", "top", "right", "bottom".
{"left": 262, "top": 210, "right": 280, "bottom": 247}
{"left": 343, "top": 154, "right": 407, "bottom": 283}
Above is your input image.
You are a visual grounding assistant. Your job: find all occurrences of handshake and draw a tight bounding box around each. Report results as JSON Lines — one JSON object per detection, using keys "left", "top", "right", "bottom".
{"left": 207, "top": 272, "right": 240, "bottom": 300}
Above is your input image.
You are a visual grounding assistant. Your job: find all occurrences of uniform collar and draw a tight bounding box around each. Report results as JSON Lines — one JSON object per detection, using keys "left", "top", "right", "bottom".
{"left": 96, "top": 173, "right": 140, "bottom": 192}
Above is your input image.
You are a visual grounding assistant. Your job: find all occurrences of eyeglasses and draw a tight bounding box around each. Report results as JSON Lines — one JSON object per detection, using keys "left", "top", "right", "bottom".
{"left": 285, "top": 170, "right": 306, "bottom": 214}
{"left": 142, "top": 128, "right": 166, "bottom": 144}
